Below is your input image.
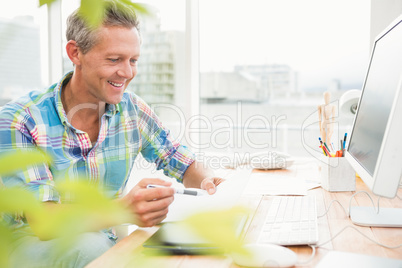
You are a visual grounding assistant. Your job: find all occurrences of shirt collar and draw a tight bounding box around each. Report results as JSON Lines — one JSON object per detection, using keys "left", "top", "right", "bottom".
{"left": 53, "top": 72, "right": 120, "bottom": 127}
{"left": 105, "top": 102, "right": 120, "bottom": 117}
{"left": 54, "top": 72, "right": 73, "bottom": 127}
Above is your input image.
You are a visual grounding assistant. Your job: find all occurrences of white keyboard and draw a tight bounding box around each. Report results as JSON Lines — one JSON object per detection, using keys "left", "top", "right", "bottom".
{"left": 257, "top": 195, "right": 319, "bottom": 246}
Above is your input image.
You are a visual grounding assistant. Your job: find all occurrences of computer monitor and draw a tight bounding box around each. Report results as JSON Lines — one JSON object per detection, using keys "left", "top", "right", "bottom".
{"left": 345, "top": 15, "right": 402, "bottom": 227}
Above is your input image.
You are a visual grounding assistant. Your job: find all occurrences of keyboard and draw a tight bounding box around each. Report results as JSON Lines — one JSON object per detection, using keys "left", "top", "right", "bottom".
{"left": 257, "top": 195, "right": 318, "bottom": 246}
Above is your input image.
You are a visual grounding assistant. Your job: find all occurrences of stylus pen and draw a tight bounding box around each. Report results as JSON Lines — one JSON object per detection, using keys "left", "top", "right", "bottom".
{"left": 146, "top": 184, "right": 206, "bottom": 196}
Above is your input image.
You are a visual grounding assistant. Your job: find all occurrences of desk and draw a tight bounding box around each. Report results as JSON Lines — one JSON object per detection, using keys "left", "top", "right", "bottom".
{"left": 87, "top": 158, "right": 402, "bottom": 268}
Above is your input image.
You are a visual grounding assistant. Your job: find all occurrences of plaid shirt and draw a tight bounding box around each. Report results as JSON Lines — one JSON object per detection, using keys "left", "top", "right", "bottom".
{"left": 0, "top": 72, "right": 195, "bottom": 202}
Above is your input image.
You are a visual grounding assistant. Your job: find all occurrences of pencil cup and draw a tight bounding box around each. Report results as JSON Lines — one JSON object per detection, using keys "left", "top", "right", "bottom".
{"left": 320, "top": 156, "right": 356, "bottom": 192}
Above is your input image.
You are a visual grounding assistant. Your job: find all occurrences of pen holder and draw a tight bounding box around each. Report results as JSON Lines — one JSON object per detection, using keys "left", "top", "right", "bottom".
{"left": 320, "top": 156, "right": 356, "bottom": 192}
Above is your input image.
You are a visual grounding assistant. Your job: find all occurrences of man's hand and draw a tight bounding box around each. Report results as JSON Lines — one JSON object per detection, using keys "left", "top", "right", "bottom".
{"left": 200, "top": 177, "right": 225, "bottom": 195}
{"left": 120, "top": 178, "right": 175, "bottom": 227}
{"left": 182, "top": 161, "right": 225, "bottom": 195}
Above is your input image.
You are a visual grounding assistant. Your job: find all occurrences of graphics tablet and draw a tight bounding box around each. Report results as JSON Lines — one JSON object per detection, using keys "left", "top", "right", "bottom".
{"left": 143, "top": 216, "right": 248, "bottom": 255}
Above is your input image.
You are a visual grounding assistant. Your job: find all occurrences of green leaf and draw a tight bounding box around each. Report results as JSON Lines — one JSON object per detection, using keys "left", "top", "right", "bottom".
{"left": 0, "top": 188, "right": 41, "bottom": 213}
{"left": 30, "top": 180, "right": 132, "bottom": 248}
{"left": 38, "top": 0, "right": 57, "bottom": 7}
{"left": 79, "top": 0, "right": 106, "bottom": 28}
{"left": 119, "top": 0, "right": 150, "bottom": 15}
{"left": 0, "top": 150, "right": 52, "bottom": 176}
{"left": 182, "top": 206, "right": 250, "bottom": 255}
{"left": 0, "top": 223, "right": 13, "bottom": 268}
{"left": 56, "top": 180, "right": 114, "bottom": 207}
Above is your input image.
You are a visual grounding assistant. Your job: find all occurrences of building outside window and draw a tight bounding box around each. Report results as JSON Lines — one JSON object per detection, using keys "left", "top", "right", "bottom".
{"left": 0, "top": 0, "right": 47, "bottom": 106}
{"left": 198, "top": 0, "right": 370, "bottom": 157}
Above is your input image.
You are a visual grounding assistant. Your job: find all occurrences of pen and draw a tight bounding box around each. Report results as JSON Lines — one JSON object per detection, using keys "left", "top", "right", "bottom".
{"left": 343, "top": 133, "right": 347, "bottom": 150}
{"left": 146, "top": 184, "right": 207, "bottom": 196}
{"left": 322, "top": 145, "right": 332, "bottom": 157}
{"left": 323, "top": 141, "right": 331, "bottom": 153}
{"left": 318, "top": 138, "right": 327, "bottom": 156}
{"left": 319, "top": 145, "right": 327, "bottom": 156}
{"left": 340, "top": 139, "right": 345, "bottom": 157}
{"left": 319, "top": 137, "right": 331, "bottom": 153}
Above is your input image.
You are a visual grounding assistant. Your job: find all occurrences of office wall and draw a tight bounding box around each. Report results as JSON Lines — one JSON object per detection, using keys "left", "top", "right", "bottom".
{"left": 370, "top": 0, "right": 402, "bottom": 48}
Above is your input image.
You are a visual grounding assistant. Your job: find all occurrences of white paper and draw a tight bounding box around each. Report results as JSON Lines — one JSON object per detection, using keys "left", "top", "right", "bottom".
{"left": 163, "top": 167, "right": 253, "bottom": 222}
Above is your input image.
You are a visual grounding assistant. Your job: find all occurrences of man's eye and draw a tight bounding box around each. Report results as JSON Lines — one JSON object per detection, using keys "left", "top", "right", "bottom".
{"left": 109, "top": 58, "right": 118, "bottom": 62}
{"left": 130, "top": 59, "right": 137, "bottom": 65}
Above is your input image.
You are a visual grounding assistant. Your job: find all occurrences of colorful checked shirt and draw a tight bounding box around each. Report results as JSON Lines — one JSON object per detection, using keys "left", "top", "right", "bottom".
{"left": 0, "top": 72, "right": 195, "bottom": 204}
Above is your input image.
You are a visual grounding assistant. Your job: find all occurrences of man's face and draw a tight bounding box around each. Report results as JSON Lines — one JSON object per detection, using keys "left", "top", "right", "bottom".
{"left": 76, "top": 25, "right": 140, "bottom": 105}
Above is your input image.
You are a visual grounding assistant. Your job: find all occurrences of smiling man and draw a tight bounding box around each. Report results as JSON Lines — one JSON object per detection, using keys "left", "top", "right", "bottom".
{"left": 0, "top": 1, "right": 222, "bottom": 267}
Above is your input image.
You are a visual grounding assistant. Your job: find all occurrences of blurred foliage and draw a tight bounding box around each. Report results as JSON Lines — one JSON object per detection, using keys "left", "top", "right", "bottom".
{"left": 120, "top": 207, "right": 250, "bottom": 267}
{"left": 38, "top": 0, "right": 150, "bottom": 28}
{"left": 30, "top": 180, "right": 132, "bottom": 249}
{"left": 0, "top": 150, "right": 49, "bottom": 267}
{"left": 0, "top": 150, "right": 52, "bottom": 177}
{"left": 182, "top": 206, "right": 250, "bottom": 255}
{"left": 0, "top": 150, "right": 249, "bottom": 267}
{"left": 0, "top": 150, "right": 132, "bottom": 267}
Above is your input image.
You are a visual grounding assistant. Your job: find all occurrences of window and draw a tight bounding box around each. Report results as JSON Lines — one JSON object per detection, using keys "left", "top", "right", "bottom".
{"left": 131, "top": 3, "right": 186, "bottom": 109}
{"left": 199, "top": 0, "right": 370, "bottom": 157}
{"left": 0, "top": 1, "right": 48, "bottom": 105}
{"left": 132, "top": 0, "right": 191, "bottom": 150}
{"left": 3, "top": 1, "right": 371, "bottom": 159}
{"left": 61, "top": 0, "right": 79, "bottom": 74}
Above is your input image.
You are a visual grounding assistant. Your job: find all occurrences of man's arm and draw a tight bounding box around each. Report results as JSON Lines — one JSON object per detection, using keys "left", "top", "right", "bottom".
{"left": 25, "top": 178, "right": 175, "bottom": 240}
{"left": 132, "top": 96, "right": 223, "bottom": 194}
{"left": 182, "top": 161, "right": 224, "bottom": 194}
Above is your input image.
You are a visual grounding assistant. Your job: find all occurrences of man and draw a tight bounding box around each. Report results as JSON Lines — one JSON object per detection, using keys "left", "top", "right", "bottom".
{"left": 0, "top": 1, "right": 222, "bottom": 267}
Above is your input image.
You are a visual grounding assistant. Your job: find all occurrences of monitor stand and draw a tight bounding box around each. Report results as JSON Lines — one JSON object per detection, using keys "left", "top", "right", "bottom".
{"left": 350, "top": 207, "right": 402, "bottom": 227}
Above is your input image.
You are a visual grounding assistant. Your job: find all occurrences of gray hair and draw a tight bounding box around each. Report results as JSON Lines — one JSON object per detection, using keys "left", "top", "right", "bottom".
{"left": 66, "top": 0, "right": 140, "bottom": 54}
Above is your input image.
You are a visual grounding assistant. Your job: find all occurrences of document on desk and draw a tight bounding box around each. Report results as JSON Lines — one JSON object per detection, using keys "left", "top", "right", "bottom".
{"left": 163, "top": 167, "right": 253, "bottom": 222}
{"left": 242, "top": 173, "right": 308, "bottom": 195}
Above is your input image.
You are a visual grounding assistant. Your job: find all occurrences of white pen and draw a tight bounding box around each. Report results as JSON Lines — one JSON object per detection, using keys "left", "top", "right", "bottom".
{"left": 146, "top": 184, "right": 207, "bottom": 196}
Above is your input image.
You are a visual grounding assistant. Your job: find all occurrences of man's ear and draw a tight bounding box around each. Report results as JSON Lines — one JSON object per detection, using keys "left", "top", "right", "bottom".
{"left": 66, "top": 40, "right": 81, "bottom": 66}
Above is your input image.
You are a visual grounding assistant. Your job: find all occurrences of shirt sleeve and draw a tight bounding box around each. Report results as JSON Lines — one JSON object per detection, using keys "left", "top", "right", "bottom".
{"left": 132, "top": 95, "right": 195, "bottom": 182}
{"left": 0, "top": 105, "right": 60, "bottom": 203}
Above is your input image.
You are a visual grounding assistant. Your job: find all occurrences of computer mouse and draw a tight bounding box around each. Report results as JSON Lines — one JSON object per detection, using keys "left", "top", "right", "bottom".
{"left": 230, "top": 243, "right": 297, "bottom": 267}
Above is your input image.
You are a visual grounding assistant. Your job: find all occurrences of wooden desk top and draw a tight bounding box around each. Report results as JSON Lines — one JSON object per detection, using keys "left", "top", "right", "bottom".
{"left": 88, "top": 159, "right": 402, "bottom": 268}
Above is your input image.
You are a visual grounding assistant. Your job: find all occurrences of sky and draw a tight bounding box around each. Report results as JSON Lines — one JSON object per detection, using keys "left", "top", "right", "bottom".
{"left": 2, "top": 0, "right": 371, "bottom": 91}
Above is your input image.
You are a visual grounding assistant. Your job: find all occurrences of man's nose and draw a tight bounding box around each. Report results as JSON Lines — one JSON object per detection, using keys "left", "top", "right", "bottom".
{"left": 117, "top": 61, "right": 134, "bottom": 79}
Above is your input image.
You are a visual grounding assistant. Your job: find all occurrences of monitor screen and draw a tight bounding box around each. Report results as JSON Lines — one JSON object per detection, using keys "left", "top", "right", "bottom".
{"left": 345, "top": 16, "right": 402, "bottom": 227}
{"left": 348, "top": 20, "right": 402, "bottom": 177}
